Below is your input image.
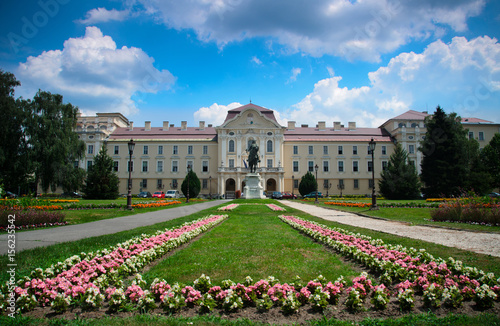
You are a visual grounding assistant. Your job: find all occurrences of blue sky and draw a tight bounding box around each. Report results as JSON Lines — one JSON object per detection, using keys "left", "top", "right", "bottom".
{"left": 1, "top": 0, "right": 499, "bottom": 128}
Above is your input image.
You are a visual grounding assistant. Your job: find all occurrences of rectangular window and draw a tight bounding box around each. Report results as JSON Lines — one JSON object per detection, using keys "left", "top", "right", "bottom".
{"left": 143, "top": 146, "right": 148, "bottom": 155}
{"left": 353, "top": 161, "right": 359, "bottom": 172}
{"left": 338, "top": 179, "right": 344, "bottom": 188}
{"left": 308, "top": 161, "right": 314, "bottom": 172}
{"left": 382, "top": 161, "right": 388, "bottom": 171}
{"left": 382, "top": 146, "right": 386, "bottom": 155}
{"left": 293, "top": 161, "right": 299, "bottom": 172}
{"left": 353, "top": 146, "right": 358, "bottom": 155}
{"left": 229, "top": 159, "right": 234, "bottom": 168}
{"left": 173, "top": 145, "right": 178, "bottom": 155}
{"left": 267, "top": 140, "right": 273, "bottom": 153}
{"left": 368, "top": 146, "right": 372, "bottom": 155}
{"left": 172, "top": 179, "right": 178, "bottom": 188}
{"left": 479, "top": 132, "right": 484, "bottom": 141}
{"left": 323, "top": 179, "right": 330, "bottom": 189}
{"left": 88, "top": 145, "right": 94, "bottom": 154}
{"left": 157, "top": 161, "right": 163, "bottom": 172}
{"left": 369, "top": 179, "right": 374, "bottom": 189}
{"left": 158, "top": 146, "right": 163, "bottom": 155}
{"left": 323, "top": 145, "right": 328, "bottom": 155}
{"left": 408, "top": 145, "right": 415, "bottom": 154}
{"left": 114, "top": 145, "right": 119, "bottom": 155}
{"left": 469, "top": 131, "right": 474, "bottom": 140}
{"left": 87, "top": 160, "right": 93, "bottom": 170}
{"left": 354, "top": 179, "right": 359, "bottom": 189}
{"left": 113, "top": 161, "right": 119, "bottom": 172}
{"left": 323, "top": 161, "right": 329, "bottom": 172}
{"left": 142, "top": 179, "right": 147, "bottom": 188}
{"left": 202, "top": 179, "right": 208, "bottom": 189}
{"left": 203, "top": 145, "right": 208, "bottom": 155}
{"left": 308, "top": 145, "right": 313, "bottom": 155}
{"left": 127, "top": 161, "right": 133, "bottom": 172}
{"left": 142, "top": 161, "right": 148, "bottom": 172}
{"left": 293, "top": 145, "right": 298, "bottom": 155}
{"left": 172, "top": 161, "right": 178, "bottom": 172}
{"left": 338, "top": 146, "right": 343, "bottom": 155}
{"left": 229, "top": 140, "right": 235, "bottom": 152}
{"left": 157, "top": 179, "right": 162, "bottom": 189}
{"left": 202, "top": 160, "right": 209, "bottom": 172}
{"left": 338, "top": 161, "right": 344, "bottom": 172}
{"left": 368, "top": 161, "right": 373, "bottom": 172}
{"left": 188, "top": 145, "right": 193, "bottom": 155}
{"left": 187, "top": 160, "right": 193, "bottom": 170}
{"left": 267, "top": 159, "right": 273, "bottom": 168}
{"left": 293, "top": 179, "right": 299, "bottom": 189}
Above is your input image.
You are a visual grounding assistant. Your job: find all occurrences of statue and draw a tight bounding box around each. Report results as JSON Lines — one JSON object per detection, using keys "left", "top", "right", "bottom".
{"left": 246, "top": 140, "right": 260, "bottom": 173}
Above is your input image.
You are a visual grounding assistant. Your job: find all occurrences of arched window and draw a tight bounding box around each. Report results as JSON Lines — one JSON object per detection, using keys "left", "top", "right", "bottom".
{"left": 267, "top": 140, "right": 273, "bottom": 152}
{"left": 398, "top": 123, "right": 406, "bottom": 128}
{"left": 229, "top": 140, "right": 235, "bottom": 152}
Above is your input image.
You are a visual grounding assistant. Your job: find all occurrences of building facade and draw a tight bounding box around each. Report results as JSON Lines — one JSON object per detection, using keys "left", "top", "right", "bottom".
{"left": 76, "top": 103, "right": 500, "bottom": 198}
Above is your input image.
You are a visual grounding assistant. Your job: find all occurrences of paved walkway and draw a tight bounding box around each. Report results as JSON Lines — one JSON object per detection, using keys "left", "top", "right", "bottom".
{"left": 281, "top": 201, "right": 500, "bottom": 258}
{"left": 0, "top": 200, "right": 230, "bottom": 255}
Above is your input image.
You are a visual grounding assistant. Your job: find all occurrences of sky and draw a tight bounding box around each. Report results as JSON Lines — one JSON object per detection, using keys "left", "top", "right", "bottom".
{"left": 1, "top": 0, "right": 499, "bottom": 128}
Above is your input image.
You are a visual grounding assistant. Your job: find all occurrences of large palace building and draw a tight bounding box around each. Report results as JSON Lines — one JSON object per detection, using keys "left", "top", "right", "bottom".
{"left": 75, "top": 103, "right": 500, "bottom": 198}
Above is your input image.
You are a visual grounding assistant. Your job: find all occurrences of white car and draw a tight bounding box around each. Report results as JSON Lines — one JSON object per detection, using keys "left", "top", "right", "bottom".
{"left": 165, "top": 190, "right": 180, "bottom": 198}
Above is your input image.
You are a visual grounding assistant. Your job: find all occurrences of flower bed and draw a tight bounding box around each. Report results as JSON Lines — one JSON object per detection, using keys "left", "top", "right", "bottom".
{"left": 266, "top": 204, "right": 286, "bottom": 211}
{"left": 431, "top": 198, "right": 500, "bottom": 225}
{"left": 279, "top": 215, "right": 499, "bottom": 310}
{"left": 0, "top": 214, "right": 228, "bottom": 314}
{"left": 217, "top": 204, "right": 239, "bottom": 211}
{"left": 325, "top": 202, "right": 372, "bottom": 208}
{"left": 0, "top": 209, "right": 66, "bottom": 230}
{"left": 131, "top": 201, "right": 181, "bottom": 209}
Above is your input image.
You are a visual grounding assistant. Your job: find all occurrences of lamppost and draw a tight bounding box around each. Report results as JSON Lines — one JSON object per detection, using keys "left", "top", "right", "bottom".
{"left": 291, "top": 175, "right": 295, "bottom": 200}
{"left": 369, "top": 138, "right": 379, "bottom": 210}
{"left": 325, "top": 181, "right": 332, "bottom": 197}
{"left": 186, "top": 164, "right": 191, "bottom": 203}
{"left": 209, "top": 175, "right": 212, "bottom": 200}
{"left": 127, "top": 139, "right": 135, "bottom": 210}
{"left": 314, "top": 164, "right": 319, "bottom": 204}
{"left": 337, "top": 182, "right": 344, "bottom": 197}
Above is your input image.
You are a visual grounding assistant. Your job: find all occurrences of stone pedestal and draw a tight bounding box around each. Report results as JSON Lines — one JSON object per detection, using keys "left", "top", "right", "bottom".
{"left": 242, "top": 173, "right": 266, "bottom": 199}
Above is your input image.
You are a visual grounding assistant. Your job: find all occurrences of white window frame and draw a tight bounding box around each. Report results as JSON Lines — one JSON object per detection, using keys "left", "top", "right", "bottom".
{"left": 157, "top": 160, "right": 163, "bottom": 172}
{"left": 172, "top": 160, "right": 178, "bottom": 172}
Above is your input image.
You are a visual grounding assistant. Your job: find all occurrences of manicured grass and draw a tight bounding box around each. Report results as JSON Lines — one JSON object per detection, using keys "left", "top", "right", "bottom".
{"left": 143, "top": 204, "right": 361, "bottom": 285}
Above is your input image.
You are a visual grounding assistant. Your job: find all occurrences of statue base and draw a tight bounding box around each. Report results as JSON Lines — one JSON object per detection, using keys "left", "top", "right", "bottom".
{"left": 241, "top": 173, "right": 266, "bottom": 199}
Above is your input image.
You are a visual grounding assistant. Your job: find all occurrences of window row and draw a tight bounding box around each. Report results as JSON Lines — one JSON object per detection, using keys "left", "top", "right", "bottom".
{"left": 228, "top": 140, "right": 274, "bottom": 153}
{"left": 136, "top": 178, "right": 213, "bottom": 190}
{"left": 87, "top": 160, "right": 211, "bottom": 173}
{"left": 99, "top": 145, "right": 211, "bottom": 156}
{"left": 292, "top": 145, "right": 387, "bottom": 156}
{"left": 292, "top": 178, "right": 376, "bottom": 190}
{"left": 292, "top": 160, "right": 389, "bottom": 173}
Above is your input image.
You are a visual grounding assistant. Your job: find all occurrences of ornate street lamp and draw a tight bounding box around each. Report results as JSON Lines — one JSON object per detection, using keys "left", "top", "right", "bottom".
{"left": 314, "top": 164, "right": 319, "bottom": 204}
{"left": 369, "top": 138, "right": 379, "bottom": 210}
{"left": 209, "top": 175, "right": 212, "bottom": 200}
{"left": 291, "top": 175, "right": 295, "bottom": 200}
{"left": 127, "top": 139, "right": 135, "bottom": 210}
{"left": 186, "top": 164, "right": 191, "bottom": 203}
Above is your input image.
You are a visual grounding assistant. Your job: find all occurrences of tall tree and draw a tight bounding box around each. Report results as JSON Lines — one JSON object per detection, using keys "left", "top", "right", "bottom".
{"left": 82, "top": 145, "right": 119, "bottom": 199}
{"left": 379, "top": 143, "right": 421, "bottom": 199}
{"left": 0, "top": 70, "right": 31, "bottom": 193}
{"left": 181, "top": 169, "right": 201, "bottom": 199}
{"left": 25, "top": 90, "right": 85, "bottom": 193}
{"left": 482, "top": 133, "right": 500, "bottom": 191}
{"left": 419, "top": 106, "right": 469, "bottom": 198}
{"left": 298, "top": 171, "right": 317, "bottom": 196}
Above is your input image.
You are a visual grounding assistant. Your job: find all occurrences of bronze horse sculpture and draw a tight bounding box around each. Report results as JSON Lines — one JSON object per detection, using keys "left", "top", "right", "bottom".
{"left": 246, "top": 140, "right": 260, "bottom": 173}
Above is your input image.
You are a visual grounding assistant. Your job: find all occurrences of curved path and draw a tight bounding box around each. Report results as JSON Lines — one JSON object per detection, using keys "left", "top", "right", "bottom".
{"left": 0, "top": 200, "right": 230, "bottom": 255}
{"left": 281, "top": 201, "right": 500, "bottom": 258}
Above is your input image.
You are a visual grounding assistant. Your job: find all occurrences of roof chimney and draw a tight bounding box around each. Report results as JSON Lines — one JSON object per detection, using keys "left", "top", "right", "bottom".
{"left": 181, "top": 121, "right": 187, "bottom": 131}
{"left": 287, "top": 121, "right": 295, "bottom": 130}
{"left": 348, "top": 121, "right": 356, "bottom": 131}
{"left": 129, "top": 121, "right": 134, "bottom": 131}
{"left": 163, "top": 121, "right": 169, "bottom": 131}
{"left": 301, "top": 124, "right": 308, "bottom": 128}
{"left": 318, "top": 121, "right": 326, "bottom": 131}
{"left": 199, "top": 121, "right": 205, "bottom": 130}
{"left": 208, "top": 124, "right": 213, "bottom": 128}
{"left": 145, "top": 121, "right": 151, "bottom": 131}
{"left": 334, "top": 121, "right": 341, "bottom": 131}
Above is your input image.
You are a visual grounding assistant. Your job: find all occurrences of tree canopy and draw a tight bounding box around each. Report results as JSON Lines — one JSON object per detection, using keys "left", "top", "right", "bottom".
{"left": 181, "top": 169, "right": 201, "bottom": 199}
{"left": 82, "top": 145, "right": 119, "bottom": 199}
{"left": 298, "top": 171, "right": 317, "bottom": 196}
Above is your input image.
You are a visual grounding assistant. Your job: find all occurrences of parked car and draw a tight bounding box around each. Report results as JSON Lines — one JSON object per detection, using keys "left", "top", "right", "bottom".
{"left": 271, "top": 191, "right": 283, "bottom": 199}
{"left": 165, "top": 190, "right": 180, "bottom": 198}
{"left": 152, "top": 191, "right": 165, "bottom": 198}
{"left": 60, "top": 191, "right": 82, "bottom": 198}
{"left": 3, "top": 191, "right": 18, "bottom": 198}
{"left": 137, "top": 191, "right": 152, "bottom": 198}
{"left": 303, "top": 191, "right": 323, "bottom": 198}
{"left": 488, "top": 192, "right": 500, "bottom": 198}
{"left": 281, "top": 192, "right": 297, "bottom": 199}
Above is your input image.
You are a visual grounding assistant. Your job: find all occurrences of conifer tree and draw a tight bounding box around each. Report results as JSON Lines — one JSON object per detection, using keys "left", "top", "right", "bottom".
{"left": 181, "top": 169, "right": 201, "bottom": 199}
{"left": 379, "top": 143, "right": 421, "bottom": 199}
{"left": 82, "top": 145, "right": 119, "bottom": 199}
{"left": 298, "top": 171, "right": 317, "bottom": 196}
{"left": 481, "top": 133, "right": 500, "bottom": 191}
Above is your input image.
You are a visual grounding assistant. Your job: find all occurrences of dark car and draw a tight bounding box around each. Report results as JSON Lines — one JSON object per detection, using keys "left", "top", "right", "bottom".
{"left": 60, "top": 191, "right": 82, "bottom": 198}
{"left": 138, "top": 191, "right": 152, "bottom": 198}
{"left": 271, "top": 191, "right": 283, "bottom": 199}
{"left": 281, "top": 192, "right": 297, "bottom": 199}
{"left": 303, "top": 191, "right": 323, "bottom": 198}
{"left": 488, "top": 192, "right": 500, "bottom": 198}
{"left": 3, "top": 191, "right": 18, "bottom": 198}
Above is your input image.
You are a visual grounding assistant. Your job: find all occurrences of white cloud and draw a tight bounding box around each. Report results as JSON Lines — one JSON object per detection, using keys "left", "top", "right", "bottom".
{"left": 78, "top": 8, "right": 130, "bottom": 25}
{"left": 193, "top": 102, "right": 242, "bottom": 125}
{"left": 251, "top": 56, "right": 262, "bottom": 65}
{"left": 287, "top": 67, "right": 301, "bottom": 83}
{"left": 134, "top": 0, "right": 485, "bottom": 61}
{"left": 286, "top": 36, "right": 500, "bottom": 127}
{"left": 17, "top": 26, "right": 176, "bottom": 116}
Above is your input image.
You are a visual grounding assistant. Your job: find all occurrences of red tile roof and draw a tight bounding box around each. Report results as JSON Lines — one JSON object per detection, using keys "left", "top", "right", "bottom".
{"left": 223, "top": 103, "right": 278, "bottom": 124}
{"left": 461, "top": 117, "right": 495, "bottom": 124}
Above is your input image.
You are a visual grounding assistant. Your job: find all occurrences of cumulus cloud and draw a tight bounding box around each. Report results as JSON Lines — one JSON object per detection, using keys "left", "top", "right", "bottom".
{"left": 251, "top": 56, "right": 262, "bottom": 65}
{"left": 134, "top": 0, "right": 485, "bottom": 61}
{"left": 287, "top": 67, "right": 301, "bottom": 84}
{"left": 16, "top": 26, "right": 176, "bottom": 116}
{"left": 193, "top": 102, "right": 243, "bottom": 125}
{"left": 78, "top": 8, "right": 130, "bottom": 24}
{"left": 286, "top": 36, "right": 500, "bottom": 127}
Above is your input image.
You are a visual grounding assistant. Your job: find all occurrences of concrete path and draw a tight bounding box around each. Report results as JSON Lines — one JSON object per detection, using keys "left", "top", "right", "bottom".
{"left": 0, "top": 200, "right": 230, "bottom": 255}
{"left": 281, "top": 201, "right": 500, "bottom": 258}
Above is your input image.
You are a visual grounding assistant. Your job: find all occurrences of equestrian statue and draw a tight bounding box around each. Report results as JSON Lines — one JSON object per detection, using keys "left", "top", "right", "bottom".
{"left": 246, "top": 140, "right": 260, "bottom": 173}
